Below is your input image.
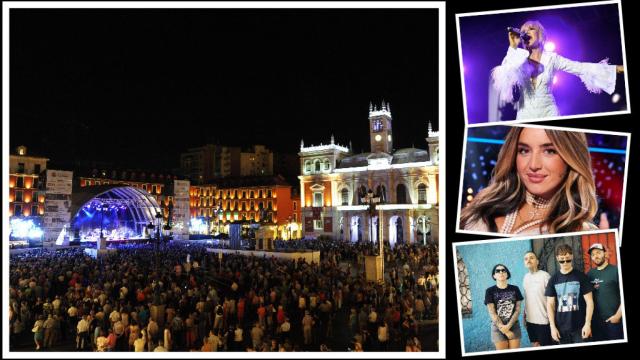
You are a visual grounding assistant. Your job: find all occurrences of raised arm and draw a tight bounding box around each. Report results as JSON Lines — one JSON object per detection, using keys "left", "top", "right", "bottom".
{"left": 491, "top": 47, "right": 530, "bottom": 103}
{"left": 554, "top": 53, "right": 618, "bottom": 95}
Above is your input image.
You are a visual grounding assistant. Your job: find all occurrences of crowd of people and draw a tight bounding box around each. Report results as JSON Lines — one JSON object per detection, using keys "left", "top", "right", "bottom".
{"left": 9, "top": 238, "right": 439, "bottom": 352}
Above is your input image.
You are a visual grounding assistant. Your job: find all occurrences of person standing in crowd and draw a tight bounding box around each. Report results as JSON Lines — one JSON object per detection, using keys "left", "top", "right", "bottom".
{"left": 546, "top": 244, "right": 594, "bottom": 344}
{"left": 522, "top": 251, "right": 552, "bottom": 346}
{"left": 587, "top": 243, "right": 624, "bottom": 341}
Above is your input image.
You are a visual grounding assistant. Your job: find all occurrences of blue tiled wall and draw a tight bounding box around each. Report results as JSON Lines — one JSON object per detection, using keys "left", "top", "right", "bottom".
{"left": 457, "top": 239, "right": 533, "bottom": 353}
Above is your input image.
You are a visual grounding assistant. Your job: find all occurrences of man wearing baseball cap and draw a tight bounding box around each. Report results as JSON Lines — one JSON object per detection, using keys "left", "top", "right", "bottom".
{"left": 587, "top": 243, "right": 624, "bottom": 341}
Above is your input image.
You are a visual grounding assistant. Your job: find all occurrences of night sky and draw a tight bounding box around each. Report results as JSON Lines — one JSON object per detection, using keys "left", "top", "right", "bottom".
{"left": 10, "top": 9, "right": 439, "bottom": 170}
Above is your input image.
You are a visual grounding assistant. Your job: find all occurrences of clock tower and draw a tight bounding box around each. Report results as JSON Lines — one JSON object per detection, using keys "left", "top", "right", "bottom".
{"left": 369, "top": 101, "right": 393, "bottom": 154}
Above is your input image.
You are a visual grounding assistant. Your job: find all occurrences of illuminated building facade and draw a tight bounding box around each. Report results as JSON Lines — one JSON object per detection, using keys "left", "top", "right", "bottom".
{"left": 190, "top": 176, "right": 301, "bottom": 240}
{"left": 299, "top": 102, "right": 440, "bottom": 246}
{"left": 9, "top": 146, "right": 49, "bottom": 247}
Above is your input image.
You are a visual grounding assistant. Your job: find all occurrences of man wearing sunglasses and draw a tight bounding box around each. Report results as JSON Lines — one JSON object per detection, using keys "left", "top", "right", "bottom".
{"left": 587, "top": 243, "right": 624, "bottom": 341}
{"left": 545, "top": 244, "right": 594, "bottom": 344}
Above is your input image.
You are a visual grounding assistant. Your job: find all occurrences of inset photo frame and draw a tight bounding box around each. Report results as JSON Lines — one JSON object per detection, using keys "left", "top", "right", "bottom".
{"left": 453, "top": 230, "right": 627, "bottom": 356}
{"left": 456, "top": 0, "right": 630, "bottom": 124}
{"left": 456, "top": 124, "right": 629, "bottom": 243}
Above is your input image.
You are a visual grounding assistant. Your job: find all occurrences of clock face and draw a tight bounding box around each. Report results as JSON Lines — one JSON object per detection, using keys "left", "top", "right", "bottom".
{"left": 375, "top": 134, "right": 382, "bottom": 142}
{"left": 372, "top": 119, "right": 383, "bottom": 132}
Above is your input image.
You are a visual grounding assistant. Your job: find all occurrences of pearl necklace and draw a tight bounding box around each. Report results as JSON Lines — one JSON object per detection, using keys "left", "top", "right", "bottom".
{"left": 500, "top": 192, "right": 551, "bottom": 234}
{"left": 525, "top": 192, "right": 551, "bottom": 220}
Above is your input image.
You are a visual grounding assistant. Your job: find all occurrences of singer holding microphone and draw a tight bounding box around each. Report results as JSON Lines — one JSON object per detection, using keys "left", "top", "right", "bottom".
{"left": 491, "top": 20, "right": 624, "bottom": 120}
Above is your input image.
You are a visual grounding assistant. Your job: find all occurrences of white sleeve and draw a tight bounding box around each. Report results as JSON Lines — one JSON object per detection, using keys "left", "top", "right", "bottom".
{"left": 554, "top": 53, "right": 617, "bottom": 95}
{"left": 490, "top": 47, "right": 530, "bottom": 103}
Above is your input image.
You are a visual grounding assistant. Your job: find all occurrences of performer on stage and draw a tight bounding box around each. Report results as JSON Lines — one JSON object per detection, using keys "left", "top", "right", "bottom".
{"left": 491, "top": 20, "right": 624, "bottom": 120}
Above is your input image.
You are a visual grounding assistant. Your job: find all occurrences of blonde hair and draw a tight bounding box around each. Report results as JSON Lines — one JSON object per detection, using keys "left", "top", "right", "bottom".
{"left": 460, "top": 127, "right": 597, "bottom": 233}
{"left": 520, "top": 20, "right": 546, "bottom": 47}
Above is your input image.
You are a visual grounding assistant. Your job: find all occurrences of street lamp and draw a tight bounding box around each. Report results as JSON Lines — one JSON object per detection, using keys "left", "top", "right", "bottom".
{"left": 360, "top": 188, "right": 385, "bottom": 283}
{"left": 361, "top": 189, "right": 382, "bottom": 250}
{"left": 417, "top": 216, "right": 431, "bottom": 246}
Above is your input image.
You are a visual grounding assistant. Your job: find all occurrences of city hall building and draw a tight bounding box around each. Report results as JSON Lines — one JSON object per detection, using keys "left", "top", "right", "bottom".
{"left": 299, "top": 102, "right": 439, "bottom": 247}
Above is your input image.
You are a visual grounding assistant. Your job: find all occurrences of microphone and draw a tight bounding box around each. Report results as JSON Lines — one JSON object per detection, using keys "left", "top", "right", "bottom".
{"left": 507, "top": 27, "right": 531, "bottom": 42}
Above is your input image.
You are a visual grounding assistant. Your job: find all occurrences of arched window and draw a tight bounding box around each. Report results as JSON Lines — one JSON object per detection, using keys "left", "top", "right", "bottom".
{"left": 324, "top": 160, "right": 331, "bottom": 171}
{"left": 305, "top": 161, "right": 311, "bottom": 173}
{"left": 314, "top": 160, "right": 321, "bottom": 173}
{"left": 418, "top": 183, "right": 427, "bottom": 204}
{"left": 396, "top": 184, "right": 407, "bottom": 204}
{"left": 341, "top": 188, "right": 349, "bottom": 206}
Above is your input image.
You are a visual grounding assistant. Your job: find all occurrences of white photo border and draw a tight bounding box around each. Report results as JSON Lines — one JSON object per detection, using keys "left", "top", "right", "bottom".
{"left": 455, "top": 123, "right": 630, "bottom": 245}
{"left": 2, "top": 1, "right": 447, "bottom": 359}
{"left": 452, "top": 229, "right": 628, "bottom": 357}
{"left": 455, "top": 0, "right": 631, "bottom": 126}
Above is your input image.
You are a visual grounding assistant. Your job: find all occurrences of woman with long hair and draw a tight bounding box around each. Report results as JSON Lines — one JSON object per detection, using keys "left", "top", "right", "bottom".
{"left": 461, "top": 126, "right": 598, "bottom": 234}
{"left": 492, "top": 20, "right": 624, "bottom": 120}
{"left": 485, "top": 264, "right": 523, "bottom": 350}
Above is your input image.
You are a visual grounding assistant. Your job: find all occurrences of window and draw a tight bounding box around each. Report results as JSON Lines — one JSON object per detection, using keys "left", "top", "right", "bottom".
{"left": 418, "top": 184, "right": 427, "bottom": 204}
{"left": 293, "top": 214, "right": 297, "bottom": 222}
{"left": 341, "top": 188, "right": 349, "bottom": 206}
{"left": 314, "top": 219, "right": 323, "bottom": 230}
{"left": 16, "top": 177, "right": 24, "bottom": 188}
{"left": 267, "top": 190, "right": 272, "bottom": 198}
{"left": 324, "top": 160, "right": 330, "bottom": 170}
{"left": 267, "top": 201, "right": 272, "bottom": 209}
{"left": 242, "top": 191, "right": 246, "bottom": 199}
{"left": 250, "top": 191, "right": 255, "bottom": 199}
{"left": 293, "top": 201, "right": 297, "bottom": 210}
{"left": 313, "top": 193, "right": 323, "bottom": 207}
{"left": 152, "top": 185, "right": 157, "bottom": 194}
{"left": 34, "top": 164, "right": 41, "bottom": 174}
{"left": 314, "top": 160, "right": 321, "bottom": 172}
{"left": 15, "top": 190, "right": 23, "bottom": 202}
{"left": 142, "top": 184, "right": 147, "bottom": 191}
{"left": 32, "top": 205, "right": 39, "bottom": 216}
{"left": 15, "top": 204, "right": 22, "bottom": 216}
{"left": 18, "top": 163, "right": 25, "bottom": 173}
{"left": 396, "top": 184, "right": 407, "bottom": 204}
{"left": 305, "top": 161, "right": 311, "bottom": 173}
{"left": 258, "top": 190, "right": 262, "bottom": 198}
